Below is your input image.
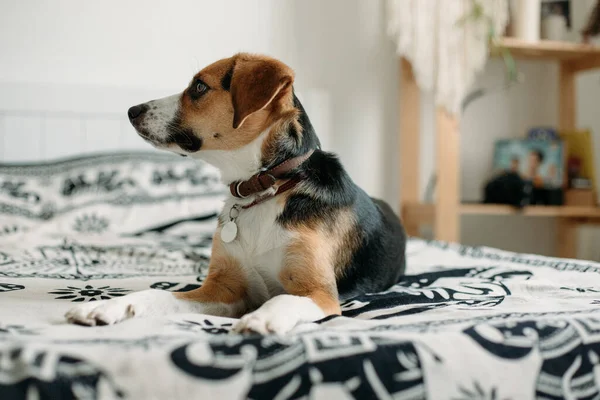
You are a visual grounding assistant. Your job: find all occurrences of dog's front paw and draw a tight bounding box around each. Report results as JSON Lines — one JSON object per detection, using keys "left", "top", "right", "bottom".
{"left": 233, "top": 309, "right": 298, "bottom": 335}
{"left": 65, "top": 298, "right": 134, "bottom": 326}
{"left": 232, "top": 294, "right": 325, "bottom": 335}
{"left": 65, "top": 289, "right": 176, "bottom": 326}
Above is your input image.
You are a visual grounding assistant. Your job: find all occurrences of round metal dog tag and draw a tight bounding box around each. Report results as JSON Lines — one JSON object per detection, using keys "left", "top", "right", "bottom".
{"left": 221, "top": 221, "right": 238, "bottom": 243}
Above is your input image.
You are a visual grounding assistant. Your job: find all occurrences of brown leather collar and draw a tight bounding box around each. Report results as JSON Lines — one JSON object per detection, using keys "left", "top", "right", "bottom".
{"left": 240, "top": 177, "right": 302, "bottom": 210}
{"left": 229, "top": 149, "right": 315, "bottom": 198}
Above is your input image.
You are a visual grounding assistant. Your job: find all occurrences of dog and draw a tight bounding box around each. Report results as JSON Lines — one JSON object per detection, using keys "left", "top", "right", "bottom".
{"left": 65, "top": 53, "right": 407, "bottom": 334}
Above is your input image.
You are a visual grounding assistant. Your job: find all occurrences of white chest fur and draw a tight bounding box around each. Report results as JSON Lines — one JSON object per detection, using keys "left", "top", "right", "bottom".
{"left": 219, "top": 195, "right": 295, "bottom": 302}
{"left": 194, "top": 128, "right": 297, "bottom": 303}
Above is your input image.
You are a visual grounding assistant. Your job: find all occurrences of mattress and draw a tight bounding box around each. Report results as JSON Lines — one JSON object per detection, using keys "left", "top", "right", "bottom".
{"left": 1, "top": 152, "right": 600, "bottom": 400}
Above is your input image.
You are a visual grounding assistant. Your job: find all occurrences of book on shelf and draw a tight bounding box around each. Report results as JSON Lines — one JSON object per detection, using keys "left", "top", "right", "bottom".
{"left": 560, "top": 129, "right": 598, "bottom": 204}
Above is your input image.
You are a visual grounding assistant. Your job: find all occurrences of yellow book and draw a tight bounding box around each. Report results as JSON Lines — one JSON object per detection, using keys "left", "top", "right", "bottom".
{"left": 560, "top": 129, "right": 596, "bottom": 191}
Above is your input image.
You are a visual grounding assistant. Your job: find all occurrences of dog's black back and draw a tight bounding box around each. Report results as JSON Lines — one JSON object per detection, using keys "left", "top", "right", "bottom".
{"left": 276, "top": 95, "right": 407, "bottom": 301}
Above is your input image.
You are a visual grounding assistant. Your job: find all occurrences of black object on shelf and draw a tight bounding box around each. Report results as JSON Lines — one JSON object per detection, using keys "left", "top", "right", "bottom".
{"left": 483, "top": 172, "right": 528, "bottom": 208}
{"left": 483, "top": 172, "right": 564, "bottom": 207}
{"left": 531, "top": 187, "right": 564, "bottom": 206}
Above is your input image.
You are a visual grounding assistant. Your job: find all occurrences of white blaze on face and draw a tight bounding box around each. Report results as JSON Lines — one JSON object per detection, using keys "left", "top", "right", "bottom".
{"left": 140, "top": 94, "right": 181, "bottom": 141}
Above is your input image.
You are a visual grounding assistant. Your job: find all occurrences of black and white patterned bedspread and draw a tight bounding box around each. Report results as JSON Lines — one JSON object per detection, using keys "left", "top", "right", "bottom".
{"left": 2, "top": 152, "right": 600, "bottom": 400}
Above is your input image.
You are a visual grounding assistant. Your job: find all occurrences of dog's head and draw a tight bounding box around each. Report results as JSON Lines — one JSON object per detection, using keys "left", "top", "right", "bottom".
{"left": 127, "top": 53, "right": 295, "bottom": 156}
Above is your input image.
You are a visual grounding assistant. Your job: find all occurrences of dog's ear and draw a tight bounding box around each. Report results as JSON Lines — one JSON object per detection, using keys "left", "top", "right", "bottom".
{"left": 231, "top": 57, "right": 294, "bottom": 129}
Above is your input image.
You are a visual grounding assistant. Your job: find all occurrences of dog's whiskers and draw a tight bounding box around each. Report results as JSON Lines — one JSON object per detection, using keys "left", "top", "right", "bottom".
{"left": 165, "top": 122, "right": 187, "bottom": 136}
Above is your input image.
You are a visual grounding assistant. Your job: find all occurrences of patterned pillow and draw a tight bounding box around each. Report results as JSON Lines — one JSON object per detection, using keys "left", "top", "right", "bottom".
{"left": 0, "top": 152, "right": 225, "bottom": 238}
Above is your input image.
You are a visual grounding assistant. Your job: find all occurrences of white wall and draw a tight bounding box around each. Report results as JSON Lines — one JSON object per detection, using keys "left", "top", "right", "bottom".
{"left": 0, "top": 0, "right": 398, "bottom": 206}
{"left": 289, "top": 0, "right": 399, "bottom": 205}
{"left": 0, "top": 1, "right": 286, "bottom": 89}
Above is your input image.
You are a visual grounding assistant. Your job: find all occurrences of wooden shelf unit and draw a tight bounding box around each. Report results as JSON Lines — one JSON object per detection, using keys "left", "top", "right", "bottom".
{"left": 402, "top": 203, "right": 600, "bottom": 227}
{"left": 461, "top": 204, "right": 600, "bottom": 218}
{"left": 492, "top": 37, "right": 600, "bottom": 68}
{"left": 399, "top": 39, "right": 600, "bottom": 258}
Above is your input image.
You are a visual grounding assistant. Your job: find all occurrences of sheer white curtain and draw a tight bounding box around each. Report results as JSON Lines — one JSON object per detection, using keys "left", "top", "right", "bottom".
{"left": 386, "top": 0, "right": 508, "bottom": 115}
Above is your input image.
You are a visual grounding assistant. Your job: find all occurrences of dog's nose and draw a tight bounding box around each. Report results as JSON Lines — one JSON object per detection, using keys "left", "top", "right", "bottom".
{"left": 128, "top": 104, "right": 147, "bottom": 121}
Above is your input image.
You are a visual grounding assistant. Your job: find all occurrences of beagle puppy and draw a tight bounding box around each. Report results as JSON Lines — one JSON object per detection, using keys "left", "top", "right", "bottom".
{"left": 65, "top": 53, "right": 406, "bottom": 334}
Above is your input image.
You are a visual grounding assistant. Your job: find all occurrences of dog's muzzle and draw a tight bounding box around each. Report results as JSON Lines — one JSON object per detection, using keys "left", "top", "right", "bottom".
{"left": 127, "top": 103, "right": 154, "bottom": 141}
{"left": 128, "top": 104, "right": 149, "bottom": 124}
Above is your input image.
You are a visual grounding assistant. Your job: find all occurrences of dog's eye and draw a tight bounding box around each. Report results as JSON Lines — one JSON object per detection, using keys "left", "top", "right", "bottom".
{"left": 195, "top": 80, "right": 208, "bottom": 94}
{"left": 190, "top": 80, "right": 209, "bottom": 99}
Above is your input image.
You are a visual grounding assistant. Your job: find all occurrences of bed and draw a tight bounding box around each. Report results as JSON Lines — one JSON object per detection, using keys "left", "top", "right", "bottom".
{"left": 2, "top": 151, "right": 600, "bottom": 400}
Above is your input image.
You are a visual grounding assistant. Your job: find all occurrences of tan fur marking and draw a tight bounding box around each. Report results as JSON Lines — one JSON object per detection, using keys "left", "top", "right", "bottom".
{"left": 280, "top": 227, "right": 342, "bottom": 316}
{"left": 278, "top": 198, "right": 360, "bottom": 282}
{"left": 330, "top": 209, "right": 361, "bottom": 279}
{"left": 310, "top": 291, "right": 342, "bottom": 316}
{"left": 175, "top": 231, "right": 246, "bottom": 308}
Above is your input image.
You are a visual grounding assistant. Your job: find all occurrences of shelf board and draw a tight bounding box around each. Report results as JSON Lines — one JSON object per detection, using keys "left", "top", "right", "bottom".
{"left": 492, "top": 37, "right": 600, "bottom": 71}
{"left": 461, "top": 204, "right": 600, "bottom": 218}
{"left": 402, "top": 203, "right": 600, "bottom": 225}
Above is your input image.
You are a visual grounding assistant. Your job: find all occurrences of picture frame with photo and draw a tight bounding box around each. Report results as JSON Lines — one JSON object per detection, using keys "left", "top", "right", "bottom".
{"left": 493, "top": 139, "right": 566, "bottom": 189}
